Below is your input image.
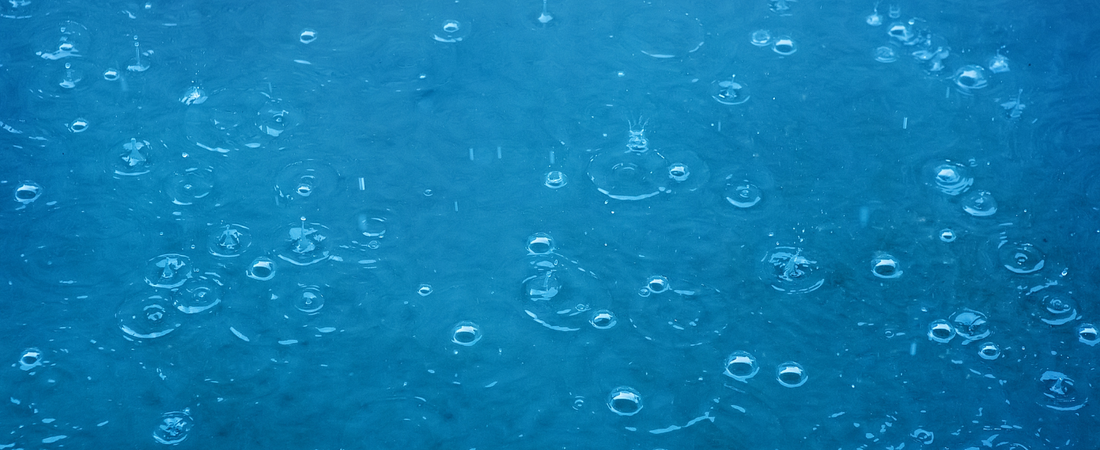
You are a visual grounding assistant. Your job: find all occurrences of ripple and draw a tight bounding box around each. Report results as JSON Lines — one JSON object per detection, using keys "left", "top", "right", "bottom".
{"left": 722, "top": 351, "right": 760, "bottom": 382}
{"left": 350, "top": 209, "right": 397, "bottom": 251}
{"left": 661, "top": 150, "right": 709, "bottom": 193}
{"left": 950, "top": 309, "right": 991, "bottom": 343}
{"left": 927, "top": 319, "right": 955, "bottom": 343}
{"left": 998, "top": 242, "right": 1045, "bottom": 274}
{"left": 1038, "top": 370, "right": 1088, "bottom": 411}
{"left": 109, "top": 138, "right": 159, "bottom": 177}
{"left": 118, "top": 295, "right": 181, "bottom": 340}
{"left": 35, "top": 21, "right": 89, "bottom": 60}
{"left": 174, "top": 272, "right": 223, "bottom": 314}
{"left": 619, "top": 5, "right": 703, "bottom": 59}
{"left": 517, "top": 256, "right": 612, "bottom": 332}
{"left": 256, "top": 97, "right": 300, "bottom": 138}
{"left": 1036, "top": 291, "right": 1078, "bottom": 326}
{"left": 274, "top": 160, "right": 341, "bottom": 205}
{"left": 750, "top": 29, "right": 772, "bottom": 47}
{"left": 759, "top": 246, "right": 825, "bottom": 294}
{"left": 275, "top": 219, "right": 332, "bottom": 266}
{"left": 18, "top": 348, "right": 45, "bottom": 371}
{"left": 293, "top": 286, "right": 325, "bottom": 314}
{"left": 628, "top": 275, "right": 726, "bottom": 347}
{"left": 432, "top": 19, "right": 471, "bottom": 43}
{"left": 165, "top": 167, "right": 215, "bottom": 206}
{"left": 712, "top": 75, "right": 750, "bottom": 105}
{"left": 152, "top": 409, "right": 193, "bottom": 445}
{"left": 449, "top": 321, "right": 482, "bottom": 346}
{"left": 954, "top": 65, "right": 989, "bottom": 91}
{"left": 587, "top": 149, "right": 669, "bottom": 200}
{"left": 544, "top": 170, "right": 568, "bottom": 189}
{"left": 145, "top": 254, "right": 192, "bottom": 289}
{"left": 873, "top": 46, "right": 898, "bottom": 63}
{"left": 368, "top": 32, "right": 452, "bottom": 92}
{"left": 207, "top": 224, "right": 252, "bottom": 257}
{"left": 871, "top": 252, "right": 902, "bottom": 279}
{"left": 724, "top": 178, "right": 763, "bottom": 208}
{"left": 607, "top": 387, "right": 643, "bottom": 416}
{"left": 923, "top": 160, "right": 973, "bottom": 195}
{"left": 961, "top": 190, "right": 997, "bottom": 217}
{"left": 776, "top": 362, "right": 808, "bottom": 388}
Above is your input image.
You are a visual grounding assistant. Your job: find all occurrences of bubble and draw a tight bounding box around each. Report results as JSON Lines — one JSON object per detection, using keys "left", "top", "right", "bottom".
{"left": 978, "top": 342, "right": 1001, "bottom": 360}
{"left": 661, "top": 150, "right": 709, "bottom": 193}
{"left": 294, "top": 286, "right": 325, "bottom": 314}
{"left": 776, "top": 362, "right": 808, "bottom": 388}
{"left": 103, "top": 68, "right": 120, "bottom": 81}
{"left": 13, "top": 181, "right": 42, "bottom": 206}
{"left": 1038, "top": 370, "right": 1088, "bottom": 411}
{"left": 722, "top": 351, "right": 760, "bottom": 382}
{"left": 725, "top": 179, "right": 763, "bottom": 208}
{"left": 145, "top": 254, "right": 192, "bottom": 289}
{"left": 179, "top": 86, "right": 207, "bottom": 105}
{"left": 433, "top": 19, "right": 471, "bottom": 43}
{"left": 207, "top": 224, "right": 252, "bottom": 257}
{"left": 174, "top": 273, "right": 223, "bottom": 314}
{"left": 153, "top": 409, "right": 193, "bottom": 445}
{"left": 587, "top": 149, "right": 668, "bottom": 200}
{"left": 961, "top": 190, "right": 997, "bottom": 217}
{"left": 68, "top": 118, "right": 89, "bottom": 133}
{"left": 299, "top": 28, "right": 317, "bottom": 44}
{"left": 18, "top": 348, "right": 44, "bottom": 371}
{"left": 951, "top": 309, "right": 991, "bottom": 343}
{"left": 871, "top": 252, "right": 902, "bottom": 279}
{"left": 275, "top": 160, "right": 341, "bottom": 205}
{"left": 928, "top": 319, "right": 955, "bottom": 343}
{"left": 923, "top": 161, "right": 973, "bottom": 196}
{"left": 998, "top": 243, "right": 1044, "bottom": 274}
{"left": 760, "top": 246, "right": 824, "bottom": 294}
{"left": 417, "top": 284, "right": 433, "bottom": 296}
{"left": 939, "top": 228, "right": 957, "bottom": 242}
{"left": 953, "top": 65, "right": 989, "bottom": 91}
{"left": 910, "top": 429, "right": 934, "bottom": 445}
{"left": 544, "top": 170, "right": 568, "bottom": 189}
{"left": 712, "top": 75, "right": 750, "bottom": 105}
{"left": 246, "top": 257, "right": 277, "bottom": 281}
{"left": 873, "top": 46, "right": 898, "bottom": 63}
{"left": 607, "top": 387, "right": 643, "bottom": 416}
{"left": 276, "top": 219, "right": 332, "bottom": 266}
{"left": 644, "top": 275, "right": 670, "bottom": 294}
{"left": 1038, "top": 292, "right": 1078, "bottom": 326}
{"left": 750, "top": 29, "right": 772, "bottom": 47}
{"left": 589, "top": 310, "right": 617, "bottom": 329}
{"left": 526, "top": 233, "right": 555, "bottom": 255}
{"left": 166, "top": 167, "right": 215, "bottom": 206}
{"left": 118, "top": 295, "right": 181, "bottom": 340}
{"left": 1077, "top": 323, "right": 1099, "bottom": 346}
{"left": 450, "top": 321, "right": 482, "bottom": 346}
{"left": 772, "top": 35, "right": 797, "bottom": 55}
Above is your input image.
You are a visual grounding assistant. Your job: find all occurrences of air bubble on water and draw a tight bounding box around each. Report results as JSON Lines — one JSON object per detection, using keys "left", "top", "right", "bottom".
{"left": 607, "top": 387, "right": 643, "bottom": 416}
{"left": 526, "top": 233, "right": 556, "bottom": 255}
{"left": 246, "top": 256, "right": 277, "bottom": 281}
{"left": 450, "top": 321, "right": 482, "bottom": 346}
{"left": 68, "top": 118, "right": 89, "bottom": 133}
{"left": 950, "top": 309, "right": 991, "bottom": 343}
{"left": 871, "top": 252, "right": 902, "bottom": 279}
{"left": 299, "top": 28, "right": 317, "bottom": 44}
{"left": 1077, "top": 323, "right": 1099, "bottom": 346}
{"left": 953, "top": 65, "right": 989, "bottom": 92}
{"left": 939, "top": 228, "right": 957, "bottom": 242}
{"left": 723, "top": 351, "right": 760, "bottom": 382}
{"left": 14, "top": 181, "right": 42, "bottom": 207}
{"left": 589, "top": 310, "right": 617, "bottom": 329}
{"left": 772, "top": 36, "right": 797, "bottom": 55}
{"left": 417, "top": 284, "right": 433, "bottom": 296}
{"left": 18, "top": 348, "right": 45, "bottom": 371}
{"left": 977, "top": 342, "right": 1000, "bottom": 360}
{"left": 776, "top": 361, "right": 808, "bottom": 388}
{"left": 928, "top": 319, "right": 955, "bottom": 343}
{"left": 433, "top": 19, "right": 470, "bottom": 43}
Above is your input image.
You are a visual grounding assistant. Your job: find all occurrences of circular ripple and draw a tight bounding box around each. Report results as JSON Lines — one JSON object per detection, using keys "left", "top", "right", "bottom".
{"left": 275, "top": 219, "right": 332, "bottom": 266}
{"left": 118, "top": 295, "right": 182, "bottom": 340}
{"left": 152, "top": 409, "right": 194, "bottom": 445}
{"left": 293, "top": 286, "right": 325, "bottom": 314}
{"left": 174, "top": 272, "right": 224, "bottom": 314}
{"left": 274, "top": 160, "right": 341, "bottom": 205}
{"left": 109, "top": 137, "right": 161, "bottom": 177}
{"left": 661, "top": 150, "right": 709, "bottom": 193}
{"left": 256, "top": 97, "right": 300, "bottom": 138}
{"left": 759, "top": 246, "right": 824, "bottom": 294}
{"left": 587, "top": 149, "right": 669, "bottom": 200}
{"left": 1037, "top": 370, "right": 1088, "bottom": 411}
{"left": 950, "top": 309, "right": 991, "bottom": 343}
{"left": 619, "top": 5, "right": 703, "bottom": 59}
{"left": 145, "top": 254, "right": 192, "bottom": 289}
{"left": 628, "top": 276, "right": 727, "bottom": 347}
{"left": 166, "top": 167, "right": 215, "bottom": 206}
{"left": 368, "top": 32, "right": 453, "bottom": 92}
{"left": 776, "top": 362, "right": 808, "bottom": 388}
{"left": 961, "top": 190, "right": 997, "bottom": 217}
{"left": 544, "top": 170, "right": 568, "bottom": 189}
{"left": 724, "top": 178, "right": 763, "bottom": 208}
{"left": 350, "top": 209, "right": 397, "bottom": 250}
{"left": 607, "top": 387, "right": 643, "bottom": 416}
{"left": 207, "top": 224, "right": 252, "bottom": 257}
{"left": 35, "top": 21, "right": 90, "bottom": 60}
{"left": 516, "top": 256, "right": 612, "bottom": 332}
{"left": 722, "top": 351, "right": 760, "bottom": 382}
{"left": 928, "top": 319, "right": 955, "bottom": 343}
{"left": 873, "top": 46, "right": 898, "bottom": 63}
{"left": 1036, "top": 291, "right": 1078, "bottom": 326}
{"left": 923, "top": 160, "right": 973, "bottom": 196}
{"left": 998, "top": 242, "right": 1045, "bottom": 274}
{"left": 750, "top": 29, "right": 771, "bottom": 46}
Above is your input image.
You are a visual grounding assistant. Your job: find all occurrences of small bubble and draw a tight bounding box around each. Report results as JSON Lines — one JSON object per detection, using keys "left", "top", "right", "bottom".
{"left": 954, "top": 65, "right": 989, "bottom": 91}
{"left": 644, "top": 275, "right": 670, "bottom": 294}
{"left": 299, "top": 28, "right": 317, "bottom": 44}
{"left": 246, "top": 257, "right": 277, "bottom": 281}
{"left": 526, "top": 233, "right": 555, "bottom": 255}
{"left": 450, "top": 321, "right": 482, "bottom": 346}
{"left": 544, "top": 170, "right": 568, "bottom": 189}
{"left": 607, "top": 387, "right": 643, "bottom": 416}
{"left": 910, "top": 428, "right": 934, "bottom": 445}
{"left": 667, "top": 163, "right": 690, "bottom": 182}
{"left": 723, "top": 351, "right": 760, "bottom": 382}
{"left": 68, "top": 118, "right": 89, "bottom": 133}
{"left": 928, "top": 319, "right": 955, "bottom": 343}
{"left": 589, "top": 310, "right": 617, "bottom": 329}
{"left": 433, "top": 19, "right": 470, "bottom": 43}
{"left": 978, "top": 342, "right": 1000, "bottom": 360}
{"left": 417, "top": 284, "right": 433, "bottom": 296}
{"left": 772, "top": 36, "right": 797, "bottom": 55}
{"left": 776, "top": 361, "right": 808, "bottom": 388}
{"left": 14, "top": 181, "right": 42, "bottom": 205}
{"left": 871, "top": 253, "right": 902, "bottom": 279}
{"left": 1078, "top": 323, "right": 1099, "bottom": 346}
{"left": 939, "top": 228, "right": 956, "bottom": 242}
{"left": 18, "top": 348, "right": 44, "bottom": 371}
{"left": 103, "top": 68, "right": 120, "bottom": 81}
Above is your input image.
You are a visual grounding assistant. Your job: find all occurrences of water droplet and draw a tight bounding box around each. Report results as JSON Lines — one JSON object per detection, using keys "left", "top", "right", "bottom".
{"left": 953, "top": 65, "right": 989, "bottom": 91}
{"left": 998, "top": 242, "right": 1044, "bottom": 274}
{"left": 207, "top": 224, "right": 252, "bottom": 258}
{"left": 450, "top": 321, "right": 482, "bottom": 346}
{"left": 772, "top": 35, "right": 797, "bottom": 55}
{"left": 589, "top": 310, "right": 617, "bottom": 329}
{"left": 293, "top": 286, "right": 325, "bottom": 314}
{"left": 923, "top": 160, "right": 973, "bottom": 195}
{"left": 526, "top": 233, "right": 555, "bottom": 255}
{"left": 607, "top": 387, "right": 643, "bottom": 416}
{"left": 712, "top": 75, "right": 750, "bottom": 105}
{"left": 928, "top": 319, "right": 955, "bottom": 343}
{"left": 152, "top": 409, "right": 193, "bottom": 445}
{"left": 433, "top": 19, "right": 470, "bottom": 43}
{"left": 544, "top": 170, "right": 568, "bottom": 189}
{"left": 961, "top": 190, "right": 997, "bottom": 217}
{"left": 776, "top": 361, "right": 808, "bottom": 388}
{"left": 760, "top": 246, "right": 824, "bottom": 294}
{"left": 873, "top": 45, "right": 898, "bottom": 63}
{"left": 246, "top": 257, "right": 277, "bottom": 281}
{"left": 871, "top": 252, "right": 902, "bottom": 279}
{"left": 977, "top": 342, "right": 1001, "bottom": 360}
{"left": 118, "top": 295, "right": 181, "bottom": 340}
{"left": 299, "top": 28, "right": 317, "bottom": 44}
{"left": 145, "top": 254, "right": 192, "bottom": 289}
{"left": 723, "top": 351, "right": 760, "bottom": 382}
{"left": 276, "top": 219, "right": 331, "bottom": 266}
{"left": 950, "top": 309, "right": 991, "bottom": 343}
{"left": 18, "top": 348, "right": 44, "bottom": 371}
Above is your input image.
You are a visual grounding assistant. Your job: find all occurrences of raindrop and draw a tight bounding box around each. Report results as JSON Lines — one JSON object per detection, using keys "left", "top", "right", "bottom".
{"left": 722, "top": 351, "right": 760, "bottom": 382}
{"left": 544, "top": 170, "right": 568, "bottom": 189}
{"left": 1038, "top": 370, "right": 1088, "bottom": 411}
{"left": 118, "top": 295, "right": 181, "bottom": 340}
{"left": 152, "top": 409, "right": 193, "bottom": 445}
{"left": 760, "top": 246, "right": 824, "bottom": 294}
{"left": 294, "top": 286, "right": 325, "bottom": 314}
{"left": 276, "top": 218, "right": 331, "bottom": 266}
{"left": 776, "top": 361, "right": 808, "bottom": 388}
{"left": 166, "top": 167, "right": 215, "bottom": 206}
{"left": 450, "top": 321, "right": 482, "bottom": 346}
{"left": 910, "top": 429, "right": 934, "bottom": 445}
{"left": 987, "top": 49, "right": 1010, "bottom": 73}
{"left": 998, "top": 243, "right": 1044, "bottom": 274}
{"left": 126, "top": 36, "right": 151, "bottom": 72}
{"left": 111, "top": 138, "right": 156, "bottom": 176}
{"left": 145, "top": 254, "right": 192, "bottom": 289}
{"left": 275, "top": 160, "right": 340, "bottom": 205}
{"left": 1038, "top": 292, "right": 1078, "bottom": 326}
{"left": 607, "top": 387, "right": 643, "bottom": 416}
{"left": 961, "top": 190, "right": 997, "bottom": 217}
{"left": 865, "top": 4, "right": 883, "bottom": 26}
{"left": 207, "top": 224, "right": 252, "bottom": 257}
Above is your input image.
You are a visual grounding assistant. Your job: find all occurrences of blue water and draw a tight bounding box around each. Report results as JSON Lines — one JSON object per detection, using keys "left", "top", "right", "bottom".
{"left": 2, "top": 0, "right": 1099, "bottom": 448}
